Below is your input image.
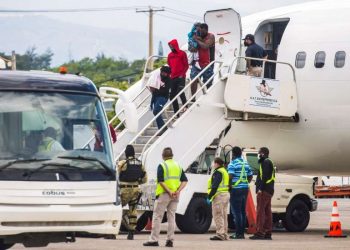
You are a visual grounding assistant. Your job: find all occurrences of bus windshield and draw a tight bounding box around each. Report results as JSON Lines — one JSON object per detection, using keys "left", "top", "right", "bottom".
{"left": 0, "top": 91, "right": 114, "bottom": 181}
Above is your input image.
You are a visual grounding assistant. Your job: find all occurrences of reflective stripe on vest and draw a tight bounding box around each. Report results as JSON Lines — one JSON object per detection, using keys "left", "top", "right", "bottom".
{"left": 155, "top": 159, "right": 182, "bottom": 196}
{"left": 38, "top": 137, "right": 55, "bottom": 152}
{"left": 259, "top": 158, "right": 276, "bottom": 184}
{"left": 232, "top": 159, "right": 248, "bottom": 187}
{"left": 207, "top": 167, "right": 229, "bottom": 201}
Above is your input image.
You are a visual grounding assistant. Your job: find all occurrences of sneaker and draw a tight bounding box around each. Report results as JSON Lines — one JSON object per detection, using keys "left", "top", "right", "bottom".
{"left": 264, "top": 234, "right": 272, "bottom": 240}
{"left": 143, "top": 241, "right": 159, "bottom": 247}
{"left": 165, "top": 240, "right": 173, "bottom": 247}
{"left": 249, "top": 234, "right": 266, "bottom": 240}
{"left": 210, "top": 235, "right": 225, "bottom": 241}
{"left": 158, "top": 127, "right": 168, "bottom": 136}
{"left": 230, "top": 233, "right": 245, "bottom": 239}
{"left": 127, "top": 231, "right": 134, "bottom": 240}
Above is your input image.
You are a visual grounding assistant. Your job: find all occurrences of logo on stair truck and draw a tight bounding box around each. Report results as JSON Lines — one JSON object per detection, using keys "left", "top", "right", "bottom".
{"left": 249, "top": 78, "right": 280, "bottom": 109}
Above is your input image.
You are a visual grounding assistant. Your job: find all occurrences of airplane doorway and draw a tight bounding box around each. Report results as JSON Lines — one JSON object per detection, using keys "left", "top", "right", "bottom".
{"left": 254, "top": 19, "right": 289, "bottom": 79}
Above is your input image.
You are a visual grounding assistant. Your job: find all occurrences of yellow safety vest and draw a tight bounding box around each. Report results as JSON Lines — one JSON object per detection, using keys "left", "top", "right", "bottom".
{"left": 207, "top": 167, "right": 229, "bottom": 201}
{"left": 38, "top": 137, "right": 55, "bottom": 152}
{"left": 232, "top": 159, "right": 248, "bottom": 187}
{"left": 155, "top": 159, "right": 182, "bottom": 196}
{"left": 259, "top": 158, "right": 276, "bottom": 184}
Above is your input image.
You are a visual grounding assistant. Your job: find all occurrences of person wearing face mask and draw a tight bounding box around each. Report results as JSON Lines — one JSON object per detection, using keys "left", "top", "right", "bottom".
{"left": 147, "top": 65, "right": 172, "bottom": 134}
{"left": 250, "top": 147, "right": 276, "bottom": 240}
{"left": 167, "top": 39, "right": 189, "bottom": 118}
{"left": 243, "top": 34, "right": 268, "bottom": 77}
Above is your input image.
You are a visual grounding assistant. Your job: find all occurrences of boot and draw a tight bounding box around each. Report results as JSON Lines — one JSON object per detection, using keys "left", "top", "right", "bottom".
{"left": 127, "top": 231, "right": 134, "bottom": 240}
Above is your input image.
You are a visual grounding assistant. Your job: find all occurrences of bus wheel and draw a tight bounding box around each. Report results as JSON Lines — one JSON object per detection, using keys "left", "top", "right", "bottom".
{"left": 176, "top": 197, "right": 212, "bottom": 234}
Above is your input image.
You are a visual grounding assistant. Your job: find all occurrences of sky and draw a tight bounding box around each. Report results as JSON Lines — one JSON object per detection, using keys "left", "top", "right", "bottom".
{"left": 0, "top": 0, "right": 321, "bottom": 64}
{"left": 0, "top": 0, "right": 320, "bottom": 35}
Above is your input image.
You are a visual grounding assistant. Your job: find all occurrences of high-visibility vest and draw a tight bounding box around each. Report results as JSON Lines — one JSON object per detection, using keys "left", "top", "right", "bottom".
{"left": 38, "top": 137, "right": 55, "bottom": 152}
{"left": 259, "top": 158, "right": 276, "bottom": 184}
{"left": 232, "top": 159, "right": 248, "bottom": 187}
{"left": 155, "top": 159, "right": 182, "bottom": 197}
{"left": 207, "top": 167, "right": 229, "bottom": 201}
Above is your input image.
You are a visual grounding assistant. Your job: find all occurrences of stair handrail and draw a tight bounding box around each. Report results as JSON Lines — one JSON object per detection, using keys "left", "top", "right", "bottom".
{"left": 229, "top": 56, "right": 296, "bottom": 82}
{"left": 140, "top": 62, "right": 226, "bottom": 160}
{"left": 103, "top": 55, "right": 167, "bottom": 129}
{"left": 115, "top": 60, "right": 223, "bottom": 162}
{"left": 83, "top": 55, "right": 166, "bottom": 149}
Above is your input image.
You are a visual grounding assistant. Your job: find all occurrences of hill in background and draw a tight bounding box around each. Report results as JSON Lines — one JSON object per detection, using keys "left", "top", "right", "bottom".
{"left": 0, "top": 15, "right": 165, "bottom": 66}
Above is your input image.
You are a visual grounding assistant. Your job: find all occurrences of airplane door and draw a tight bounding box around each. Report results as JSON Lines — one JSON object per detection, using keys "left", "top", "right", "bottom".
{"left": 204, "top": 8, "right": 242, "bottom": 65}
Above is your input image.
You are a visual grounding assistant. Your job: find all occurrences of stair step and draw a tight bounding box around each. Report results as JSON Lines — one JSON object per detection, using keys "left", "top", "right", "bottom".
{"left": 136, "top": 136, "right": 158, "bottom": 144}
{"left": 143, "top": 127, "right": 159, "bottom": 136}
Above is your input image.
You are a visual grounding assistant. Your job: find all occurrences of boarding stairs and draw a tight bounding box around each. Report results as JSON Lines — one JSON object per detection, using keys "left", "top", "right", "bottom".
{"left": 100, "top": 56, "right": 298, "bottom": 181}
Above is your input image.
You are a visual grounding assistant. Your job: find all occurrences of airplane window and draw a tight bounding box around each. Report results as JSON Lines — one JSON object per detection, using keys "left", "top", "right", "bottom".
{"left": 295, "top": 52, "right": 306, "bottom": 68}
{"left": 315, "top": 51, "right": 326, "bottom": 68}
{"left": 335, "top": 51, "right": 346, "bottom": 68}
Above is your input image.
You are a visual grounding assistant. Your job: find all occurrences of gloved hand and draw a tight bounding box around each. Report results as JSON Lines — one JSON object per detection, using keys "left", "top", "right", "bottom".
{"left": 206, "top": 198, "right": 211, "bottom": 205}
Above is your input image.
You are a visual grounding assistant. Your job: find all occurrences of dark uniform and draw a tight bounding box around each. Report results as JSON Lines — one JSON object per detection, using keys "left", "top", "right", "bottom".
{"left": 243, "top": 34, "right": 267, "bottom": 77}
{"left": 118, "top": 155, "right": 147, "bottom": 239}
{"left": 250, "top": 152, "right": 275, "bottom": 240}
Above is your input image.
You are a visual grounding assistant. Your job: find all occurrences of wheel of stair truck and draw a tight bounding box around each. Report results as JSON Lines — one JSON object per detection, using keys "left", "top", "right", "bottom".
{"left": 283, "top": 199, "right": 310, "bottom": 232}
{"left": 175, "top": 197, "right": 212, "bottom": 234}
{"left": 0, "top": 239, "right": 14, "bottom": 250}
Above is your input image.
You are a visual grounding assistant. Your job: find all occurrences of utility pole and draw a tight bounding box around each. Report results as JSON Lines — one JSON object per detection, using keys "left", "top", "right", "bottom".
{"left": 11, "top": 50, "right": 16, "bottom": 70}
{"left": 136, "top": 6, "right": 164, "bottom": 69}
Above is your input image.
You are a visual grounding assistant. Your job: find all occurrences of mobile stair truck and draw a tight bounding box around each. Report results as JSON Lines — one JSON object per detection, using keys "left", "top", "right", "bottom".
{"left": 101, "top": 8, "right": 317, "bottom": 234}
{"left": 0, "top": 70, "right": 122, "bottom": 249}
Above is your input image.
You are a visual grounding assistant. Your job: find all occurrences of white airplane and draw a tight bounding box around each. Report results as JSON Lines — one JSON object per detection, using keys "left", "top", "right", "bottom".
{"left": 211, "top": 0, "right": 350, "bottom": 175}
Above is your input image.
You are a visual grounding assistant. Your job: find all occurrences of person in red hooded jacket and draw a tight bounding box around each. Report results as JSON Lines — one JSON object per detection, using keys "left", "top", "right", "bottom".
{"left": 167, "top": 39, "right": 189, "bottom": 117}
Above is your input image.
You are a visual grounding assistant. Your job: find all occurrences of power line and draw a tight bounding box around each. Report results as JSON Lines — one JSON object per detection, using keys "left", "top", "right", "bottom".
{"left": 156, "top": 13, "right": 194, "bottom": 24}
{"left": 0, "top": 6, "right": 146, "bottom": 13}
{"left": 163, "top": 7, "right": 202, "bottom": 20}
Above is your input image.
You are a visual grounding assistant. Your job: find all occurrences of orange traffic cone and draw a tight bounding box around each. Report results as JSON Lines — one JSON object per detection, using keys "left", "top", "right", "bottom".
{"left": 246, "top": 190, "right": 257, "bottom": 234}
{"left": 324, "top": 201, "right": 347, "bottom": 238}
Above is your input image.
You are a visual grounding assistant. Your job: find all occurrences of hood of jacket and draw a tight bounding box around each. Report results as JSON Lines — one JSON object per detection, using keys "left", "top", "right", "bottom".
{"left": 168, "top": 39, "right": 180, "bottom": 53}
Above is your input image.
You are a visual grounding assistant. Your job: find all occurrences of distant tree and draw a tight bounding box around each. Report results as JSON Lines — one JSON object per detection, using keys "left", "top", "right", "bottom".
{"left": 15, "top": 46, "right": 53, "bottom": 70}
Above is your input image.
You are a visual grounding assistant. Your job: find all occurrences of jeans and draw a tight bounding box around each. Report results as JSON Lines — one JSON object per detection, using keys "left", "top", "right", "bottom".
{"left": 190, "top": 65, "right": 214, "bottom": 95}
{"left": 152, "top": 96, "right": 168, "bottom": 129}
{"left": 230, "top": 188, "right": 249, "bottom": 235}
{"left": 170, "top": 77, "right": 187, "bottom": 115}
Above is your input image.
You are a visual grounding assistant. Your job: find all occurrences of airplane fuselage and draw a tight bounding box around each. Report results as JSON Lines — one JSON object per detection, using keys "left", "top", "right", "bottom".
{"left": 222, "top": 1, "right": 350, "bottom": 175}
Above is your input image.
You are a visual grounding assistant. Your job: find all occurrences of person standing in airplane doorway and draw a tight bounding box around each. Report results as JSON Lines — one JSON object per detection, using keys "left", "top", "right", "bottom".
{"left": 250, "top": 147, "right": 275, "bottom": 240}
{"left": 243, "top": 34, "right": 268, "bottom": 77}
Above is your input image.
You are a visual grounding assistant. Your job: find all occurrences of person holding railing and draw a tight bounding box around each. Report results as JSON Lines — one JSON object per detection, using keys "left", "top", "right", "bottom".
{"left": 147, "top": 65, "right": 172, "bottom": 134}
{"left": 167, "top": 39, "right": 189, "bottom": 117}
{"left": 191, "top": 23, "right": 215, "bottom": 101}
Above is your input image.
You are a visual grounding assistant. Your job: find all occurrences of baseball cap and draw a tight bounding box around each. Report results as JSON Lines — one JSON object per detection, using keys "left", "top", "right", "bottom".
{"left": 242, "top": 34, "right": 255, "bottom": 41}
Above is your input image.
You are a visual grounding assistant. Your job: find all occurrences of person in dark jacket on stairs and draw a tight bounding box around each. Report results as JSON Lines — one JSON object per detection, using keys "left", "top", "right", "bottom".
{"left": 148, "top": 65, "right": 172, "bottom": 134}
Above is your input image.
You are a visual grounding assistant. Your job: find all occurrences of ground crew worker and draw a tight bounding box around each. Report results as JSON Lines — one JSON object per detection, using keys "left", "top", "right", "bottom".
{"left": 243, "top": 34, "right": 268, "bottom": 77}
{"left": 250, "top": 147, "right": 275, "bottom": 240}
{"left": 143, "top": 147, "right": 188, "bottom": 247}
{"left": 227, "top": 147, "right": 253, "bottom": 239}
{"left": 207, "top": 157, "right": 230, "bottom": 241}
{"left": 38, "top": 127, "right": 65, "bottom": 152}
{"left": 118, "top": 145, "right": 147, "bottom": 240}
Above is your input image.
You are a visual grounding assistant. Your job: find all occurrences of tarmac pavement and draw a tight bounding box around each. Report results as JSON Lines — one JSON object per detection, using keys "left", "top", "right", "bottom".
{"left": 12, "top": 199, "right": 350, "bottom": 250}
